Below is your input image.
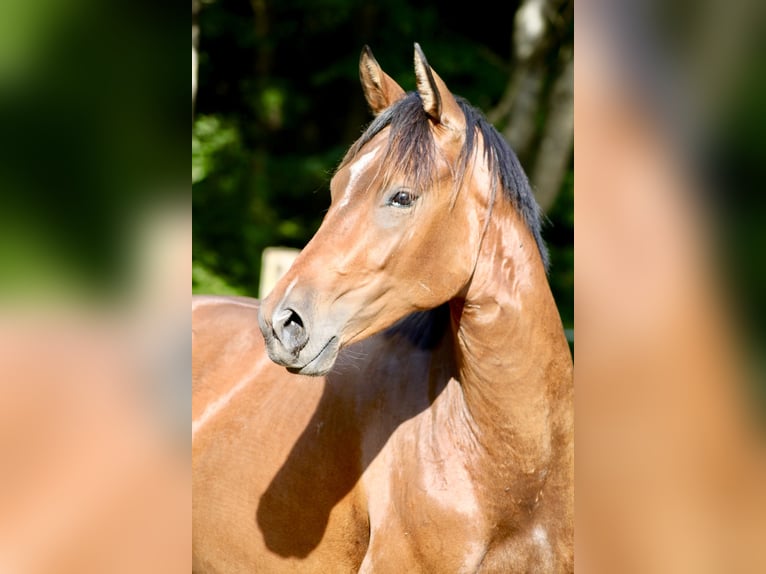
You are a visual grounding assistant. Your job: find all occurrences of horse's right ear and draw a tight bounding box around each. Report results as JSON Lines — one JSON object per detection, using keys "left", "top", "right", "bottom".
{"left": 359, "top": 45, "right": 405, "bottom": 116}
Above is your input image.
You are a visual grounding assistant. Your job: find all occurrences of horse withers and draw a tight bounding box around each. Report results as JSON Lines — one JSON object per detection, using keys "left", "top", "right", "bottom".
{"left": 193, "top": 44, "right": 573, "bottom": 573}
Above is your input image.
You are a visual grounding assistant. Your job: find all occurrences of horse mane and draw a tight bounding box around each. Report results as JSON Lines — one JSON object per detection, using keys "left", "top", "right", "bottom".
{"left": 339, "top": 91, "right": 550, "bottom": 348}
{"left": 339, "top": 91, "right": 549, "bottom": 269}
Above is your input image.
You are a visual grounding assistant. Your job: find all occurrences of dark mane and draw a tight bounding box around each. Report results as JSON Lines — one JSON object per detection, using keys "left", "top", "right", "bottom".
{"left": 339, "top": 92, "right": 549, "bottom": 349}
{"left": 340, "top": 91, "right": 549, "bottom": 269}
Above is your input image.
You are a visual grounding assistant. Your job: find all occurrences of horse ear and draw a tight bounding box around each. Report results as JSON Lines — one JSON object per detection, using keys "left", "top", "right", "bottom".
{"left": 359, "top": 45, "right": 405, "bottom": 116}
{"left": 413, "top": 43, "right": 464, "bottom": 131}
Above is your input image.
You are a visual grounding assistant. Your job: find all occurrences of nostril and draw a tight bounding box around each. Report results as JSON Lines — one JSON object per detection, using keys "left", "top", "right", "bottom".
{"left": 273, "top": 307, "right": 308, "bottom": 353}
{"left": 284, "top": 310, "right": 303, "bottom": 330}
{"left": 282, "top": 310, "right": 304, "bottom": 340}
{"left": 274, "top": 307, "right": 303, "bottom": 329}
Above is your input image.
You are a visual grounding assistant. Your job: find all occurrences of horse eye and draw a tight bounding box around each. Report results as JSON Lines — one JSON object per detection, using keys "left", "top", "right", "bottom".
{"left": 388, "top": 190, "right": 416, "bottom": 208}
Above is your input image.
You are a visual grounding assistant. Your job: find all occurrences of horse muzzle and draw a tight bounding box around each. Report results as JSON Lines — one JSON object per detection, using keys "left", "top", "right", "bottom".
{"left": 257, "top": 300, "right": 340, "bottom": 376}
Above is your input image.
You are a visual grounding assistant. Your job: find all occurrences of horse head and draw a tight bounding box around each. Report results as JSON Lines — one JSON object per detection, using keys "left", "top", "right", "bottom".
{"left": 258, "top": 44, "right": 499, "bottom": 375}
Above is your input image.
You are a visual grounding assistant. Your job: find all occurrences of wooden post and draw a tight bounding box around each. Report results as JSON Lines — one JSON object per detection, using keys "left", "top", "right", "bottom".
{"left": 259, "top": 247, "right": 300, "bottom": 298}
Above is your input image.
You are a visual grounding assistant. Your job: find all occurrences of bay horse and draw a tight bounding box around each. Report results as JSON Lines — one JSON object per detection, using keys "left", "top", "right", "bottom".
{"left": 193, "top": 44, "right": 573, "bottom": 573}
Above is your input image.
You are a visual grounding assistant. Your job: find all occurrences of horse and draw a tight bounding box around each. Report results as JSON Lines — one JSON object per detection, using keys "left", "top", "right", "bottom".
{"left": 192, "top": 44, "right": 573, "bottom": 573}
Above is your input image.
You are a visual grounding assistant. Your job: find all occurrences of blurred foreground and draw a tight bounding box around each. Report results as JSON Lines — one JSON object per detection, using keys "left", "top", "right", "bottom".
{"left": 0, "top": 204, "right": 191, "bottom": 573}
{"left": 0, "top": 0, "right": 188, "bottom": 571}
{"left": 576, "top": 1, "right": 766, "bottom": 571}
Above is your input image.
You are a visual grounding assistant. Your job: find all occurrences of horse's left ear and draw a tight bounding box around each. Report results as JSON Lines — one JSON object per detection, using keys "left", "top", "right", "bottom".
{"left": 360, "top": 45, "right": 406, "bottom": 116}
{"left": 413, "top": 43, "right": 465, "bottom": 131}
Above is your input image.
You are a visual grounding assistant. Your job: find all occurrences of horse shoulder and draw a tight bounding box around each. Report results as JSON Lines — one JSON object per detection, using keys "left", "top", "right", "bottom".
{"left": 192, "top": 295, "right": 371, "bottom": 572}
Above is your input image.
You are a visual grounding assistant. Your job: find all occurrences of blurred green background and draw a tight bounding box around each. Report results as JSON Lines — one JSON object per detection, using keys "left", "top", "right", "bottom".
{"left": 0, "top": 0, "right": 185, "bottom": 304}
{"left": 192, "top": 0, "right": 574, "bottom": 335}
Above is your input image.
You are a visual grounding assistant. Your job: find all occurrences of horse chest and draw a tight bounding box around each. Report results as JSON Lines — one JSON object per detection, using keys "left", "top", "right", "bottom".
{"left": 359, "top": 414, "right": 491, "bottom": 572}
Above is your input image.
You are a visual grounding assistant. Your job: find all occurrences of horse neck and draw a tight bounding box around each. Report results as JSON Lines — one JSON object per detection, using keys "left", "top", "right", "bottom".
{"left": 448, "top": 198, "right": 573, "bottom": 476}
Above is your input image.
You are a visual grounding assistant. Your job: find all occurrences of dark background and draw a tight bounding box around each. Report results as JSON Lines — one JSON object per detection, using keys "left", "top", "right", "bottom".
{"left": 192, "top": 0, "right": 575, "bottom": 335}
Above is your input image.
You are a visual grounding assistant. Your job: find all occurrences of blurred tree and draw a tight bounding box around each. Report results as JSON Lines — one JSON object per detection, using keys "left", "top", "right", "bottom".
{"left": 489, "top": 0, "right": 573, "bottom": 213}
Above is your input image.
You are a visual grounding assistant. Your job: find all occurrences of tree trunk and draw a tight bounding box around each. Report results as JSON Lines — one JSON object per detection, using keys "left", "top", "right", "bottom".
{"left": 488, "top": 0, "right": 573, "bottom": 213}
{"left": 531, "top": 50, "right": 573, "bottom": 213}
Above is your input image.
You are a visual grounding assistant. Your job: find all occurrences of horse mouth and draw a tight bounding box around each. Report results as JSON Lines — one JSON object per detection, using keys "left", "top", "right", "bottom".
{"left": 286, "top": 336, "right": 339, "bottom": 376}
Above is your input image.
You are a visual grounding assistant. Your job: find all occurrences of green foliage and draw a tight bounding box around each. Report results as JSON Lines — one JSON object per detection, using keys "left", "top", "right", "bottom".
{"left": 192, "top": 115, "right": 241, "bottom": 185}
{"left": 192, "top": 260, "right": 247, "bottom": 296}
